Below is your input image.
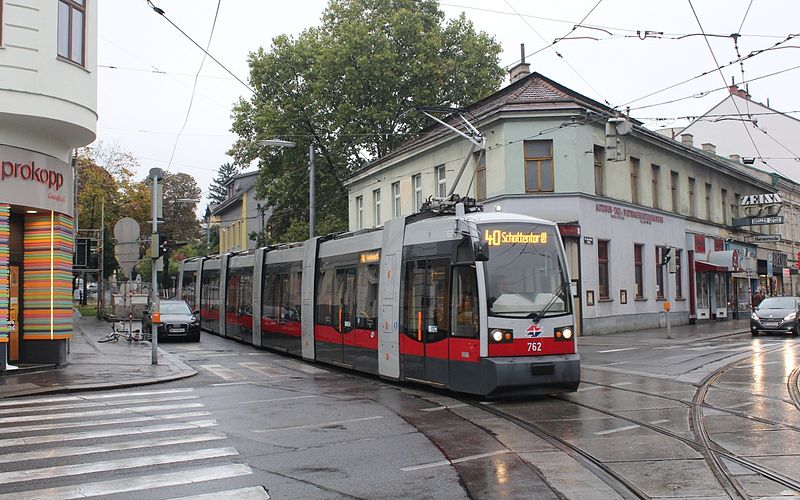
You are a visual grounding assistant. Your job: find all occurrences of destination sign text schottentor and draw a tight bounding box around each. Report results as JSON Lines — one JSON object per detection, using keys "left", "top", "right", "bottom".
{"left": 484, "top": 230, "right": 548, "bottom": 246}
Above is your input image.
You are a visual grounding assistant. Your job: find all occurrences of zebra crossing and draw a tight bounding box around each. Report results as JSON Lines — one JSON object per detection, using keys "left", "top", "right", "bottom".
{"left": 0, "top": 388, "right": 268, "bottom": 499}
{"left": 197, "top": 357, "right": 329, "bottom": 382}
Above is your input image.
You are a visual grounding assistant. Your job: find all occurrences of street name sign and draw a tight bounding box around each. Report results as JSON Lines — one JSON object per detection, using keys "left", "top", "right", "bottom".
{"left": 754, "top": 234, "right": 781, "bottom": 242}
{"left": 732, "top": 215, "right": 784, "bottom": 227}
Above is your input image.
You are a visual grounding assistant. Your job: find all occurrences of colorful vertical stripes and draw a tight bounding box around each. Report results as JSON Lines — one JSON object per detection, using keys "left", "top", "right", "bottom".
{"left": 0, "top": 205, "right": 8, "bottom": 343}
{"left": 23, "top": 212, "right": 74, "bottom": 340}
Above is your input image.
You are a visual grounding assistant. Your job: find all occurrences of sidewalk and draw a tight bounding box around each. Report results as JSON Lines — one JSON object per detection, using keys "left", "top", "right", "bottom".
{"left": 0, "top": 311, "right": 196, "bottom": 399}
{"left": 0, "top": 314, "right": 751, "bottom": 399}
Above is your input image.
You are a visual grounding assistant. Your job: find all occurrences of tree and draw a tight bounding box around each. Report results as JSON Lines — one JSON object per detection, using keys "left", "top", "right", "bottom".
{"left": 229, "top": 0, "right": 504, "bottom": 241}
{"left": 160, "top": 171, "right": 202, "bottom": 245}
{"left": 208, "top": 162, "right": 239, "bottom": 205}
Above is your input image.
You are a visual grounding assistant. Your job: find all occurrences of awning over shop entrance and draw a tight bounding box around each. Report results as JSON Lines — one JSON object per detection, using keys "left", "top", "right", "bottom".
{"left": 695, "top": 250, "right": 737, "bottom": 272}
{"left": 695, "top": 260, "right": 730, "bottom": 272}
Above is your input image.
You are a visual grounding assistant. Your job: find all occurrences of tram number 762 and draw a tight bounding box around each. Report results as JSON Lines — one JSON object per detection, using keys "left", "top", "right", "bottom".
{"left": 527, "top": 341, "right": 543, "bottom": 352}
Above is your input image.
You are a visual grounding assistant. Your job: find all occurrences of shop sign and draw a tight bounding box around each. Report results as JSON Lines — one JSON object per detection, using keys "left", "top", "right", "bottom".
{"left": 773, "top": 252, "right": 787, "bottom": 268}
{"left": 594, "top": 202, "right": 663, "bottom": 225}
{"left": 754, "top": 234, "right": 780, "bottom": 242}
{"left": 0, "top": 146, "right": 73, "bottom": 216}
{"left": 740, "top": 193, "right": 782, "bottom": 206}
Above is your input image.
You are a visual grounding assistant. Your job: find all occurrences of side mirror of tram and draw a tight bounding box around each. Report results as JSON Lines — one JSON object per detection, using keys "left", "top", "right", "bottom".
{"left": 473, "top": 240, "right": 490, "bottom": 262}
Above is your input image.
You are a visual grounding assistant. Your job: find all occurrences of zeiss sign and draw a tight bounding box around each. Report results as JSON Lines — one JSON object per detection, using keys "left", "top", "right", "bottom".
{"left": 740, "top": 193, "right": 782, "bottom": 206}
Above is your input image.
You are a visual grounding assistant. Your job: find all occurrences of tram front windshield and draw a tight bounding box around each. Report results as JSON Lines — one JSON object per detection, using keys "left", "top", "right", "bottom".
{"left": 480, "top": 223, "right": 570, "bottom": 318}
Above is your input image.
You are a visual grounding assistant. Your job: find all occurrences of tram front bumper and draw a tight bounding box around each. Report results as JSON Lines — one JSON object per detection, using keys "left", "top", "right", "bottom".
{"left": 479, "top": 354, "right": 580, "bottom": 397}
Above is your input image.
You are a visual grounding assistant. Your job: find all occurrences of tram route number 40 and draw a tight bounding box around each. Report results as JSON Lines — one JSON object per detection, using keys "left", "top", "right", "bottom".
{"left": 527, "top": 341, "right": 543, "bottom": 352}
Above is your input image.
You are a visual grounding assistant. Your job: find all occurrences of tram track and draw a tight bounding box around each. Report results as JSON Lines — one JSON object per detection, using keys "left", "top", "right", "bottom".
{"left": 454, "top": 341, "right": 800, "bottom": 499}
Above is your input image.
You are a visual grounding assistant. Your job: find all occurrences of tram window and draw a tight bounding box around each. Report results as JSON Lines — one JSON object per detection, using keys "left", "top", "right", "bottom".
{"left": 334, "top": 268, "right": 356, "bottom": 332}
{"left": 355, "top": 262, "right": 379, "bottom": 330}
{"left": 287, "top": 267, "right": 302, "bottom": 321}
{"left": 401, "top": 258, "right": 450, "bottom": 342}
{"left": 226, "top": 274, "right": 239, "bottom": 313}
{"left": 452, "top": 265, "right": 479, "bottom": 338}
{"left": 262, "top": 274, "right": 275, "bottom": 319}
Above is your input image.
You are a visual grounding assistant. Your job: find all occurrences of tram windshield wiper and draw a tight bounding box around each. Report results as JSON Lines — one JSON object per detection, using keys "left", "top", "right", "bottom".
{"left": 527, "top": 280, "right": 569, "bottom": 321}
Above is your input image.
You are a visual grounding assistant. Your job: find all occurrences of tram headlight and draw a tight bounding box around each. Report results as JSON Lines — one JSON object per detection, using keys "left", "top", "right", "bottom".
{"left": 490, "top": 329, "right": 513, "bottom": 343}
{"left": 554, "top": 325, "right": 575, "bottom": 341}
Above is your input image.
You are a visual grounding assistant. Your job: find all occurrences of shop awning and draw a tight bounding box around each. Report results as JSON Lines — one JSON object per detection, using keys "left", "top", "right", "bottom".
{"left": 695, "top": 260, "right": 731, "bottom": 273}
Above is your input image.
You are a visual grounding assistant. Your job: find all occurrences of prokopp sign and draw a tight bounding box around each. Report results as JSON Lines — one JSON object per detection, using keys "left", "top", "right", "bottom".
{"left": 0, "top": 146, "right": 73, "bottom": 216}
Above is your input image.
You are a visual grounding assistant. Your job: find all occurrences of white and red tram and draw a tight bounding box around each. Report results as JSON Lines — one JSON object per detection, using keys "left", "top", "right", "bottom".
{"left": 179, "top": 203, "right": 580, "bottom": 396}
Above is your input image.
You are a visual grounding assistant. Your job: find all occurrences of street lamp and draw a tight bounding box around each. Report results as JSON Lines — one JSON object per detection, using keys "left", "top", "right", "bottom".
{"left": 258, "top": 138, "right": 316, "bottom": 239}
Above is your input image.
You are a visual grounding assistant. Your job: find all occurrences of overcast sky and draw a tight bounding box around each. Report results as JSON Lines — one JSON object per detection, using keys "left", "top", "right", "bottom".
{"left": 97, "top": 0, "right": 800, "bottom": 211}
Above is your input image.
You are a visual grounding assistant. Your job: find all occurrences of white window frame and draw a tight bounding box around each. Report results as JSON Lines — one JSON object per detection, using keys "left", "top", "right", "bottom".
{"left": 413, "top": 174, "right": 423, "bottom": 211}
{"left": 355, "top": 195, "right": 363, "bottom": 230}
{"left": 373, "top": 188, "right": 381, "bottom": 227}
{"left": 435, "top": 165, "right": 446, "bottom": 198}
{"left": 391, "top": 181, "right": 401, "bottom": 217}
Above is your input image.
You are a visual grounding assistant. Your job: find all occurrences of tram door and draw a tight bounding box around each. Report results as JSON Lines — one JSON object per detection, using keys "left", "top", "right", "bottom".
{"left": 402, "top": 258, "right": 450, "bottom": 386}
{"left": 333, "top": 267, "right": 356, "bottom": 367}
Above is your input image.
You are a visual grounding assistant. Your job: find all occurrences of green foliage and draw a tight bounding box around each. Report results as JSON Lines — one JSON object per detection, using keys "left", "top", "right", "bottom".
{"left": 208, "top": 162, "right": 239, "bottom": 205}
{"left": 229, "top": 0, "right": 503, "bottom": 241}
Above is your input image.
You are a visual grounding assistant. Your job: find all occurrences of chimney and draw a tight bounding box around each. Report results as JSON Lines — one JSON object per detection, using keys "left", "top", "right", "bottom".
{"left": 701, "top": 143, "right": 716, "bottom": 154}
{"left": 680, "top": 133, "right": 693, "bottom": 147}
{"left": 509, "top": 43, "right": 531, "bottom": 84}
{"left": 729, "top": 154, "right": 741, "bottom": 163}
{"left": 728, "top": 85, "right": 749, "bottom": 99}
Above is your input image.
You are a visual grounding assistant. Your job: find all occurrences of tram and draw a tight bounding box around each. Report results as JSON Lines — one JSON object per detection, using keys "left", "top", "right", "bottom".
{"left": 179, "top": 200, "right": 579, "bottom": 396}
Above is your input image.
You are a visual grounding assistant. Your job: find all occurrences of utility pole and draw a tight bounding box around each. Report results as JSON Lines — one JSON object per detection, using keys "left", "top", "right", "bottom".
{"left": 205, "top": 206, "right": 211, "bottom": 255}
{"left": 97, "top": 198, "right": 104, "bottom": 319}
{"left": 149, "top": 168, "right": 163, "bottom": 365}
{"left": 309, "top": 145, "right": 315, "bottom": 239}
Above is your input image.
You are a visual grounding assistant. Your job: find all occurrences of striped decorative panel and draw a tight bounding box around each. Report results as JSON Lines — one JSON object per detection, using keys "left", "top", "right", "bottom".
{"left": 23, "top": 212, "right": 74, "bottom": 340}
{"left": 0, "top": 205, "right": 8, "bottom": 343}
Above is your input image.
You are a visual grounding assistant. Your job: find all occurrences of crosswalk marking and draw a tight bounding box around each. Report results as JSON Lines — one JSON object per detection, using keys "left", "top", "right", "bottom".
{"left": 278, "top": 360, "right": 329, "bottom": 374}
{"left": 201, "top": 364, "right": 247, "bottom": 381}
{"left": 238, "top": 362, "right": 288, "bottom": 377}
{"left": 0, "top": 388, "right": 195, "bottom": 408}
{"left": 172, "top": 485, "right": 270, "bottom": 499}
{"left": 0, "top": 411, "right": 212, "bottom": 435}
{"left": 0, "top": 393, "right": 198, "bottom": 415}
{"left": 0, "top": 432, "right": 227, "bottom": 464}
{"left": 0, "top": 403, "right": 205, "bottom": 424}
{"left": 0, "top": 447, "right": 239, "bottom": 485}
{"left": 0, "top": 419, "right": 217, "bottom": 448}
{"left": 0, "top": 464, "right": 253, "bottom": 500}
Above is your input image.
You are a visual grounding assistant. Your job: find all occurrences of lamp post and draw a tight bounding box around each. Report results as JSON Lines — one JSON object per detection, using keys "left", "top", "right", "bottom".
{"left": 149, "top": 167, "right": 163, "bottom": 365}
{"left": 204, "top": 205, "right": 211, "bottom": 255}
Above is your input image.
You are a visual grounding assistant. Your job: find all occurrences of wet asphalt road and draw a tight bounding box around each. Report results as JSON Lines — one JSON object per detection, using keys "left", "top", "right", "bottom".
{"left": 0, "top": 329, "right": 797, "bottom": 499}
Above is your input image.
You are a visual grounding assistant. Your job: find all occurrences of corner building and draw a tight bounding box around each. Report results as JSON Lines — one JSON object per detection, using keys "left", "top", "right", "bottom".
{"left": 0, "top": 0, "right": 97, "bottom": 368}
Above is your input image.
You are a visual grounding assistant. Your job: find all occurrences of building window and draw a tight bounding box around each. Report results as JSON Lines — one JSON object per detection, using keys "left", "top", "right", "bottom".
{"left": 58, "top": 0, "right": 86, "bottom": 66}
{"left": 412, "top": 174, "right": 423, "bottom": 211}
{"left": 651, "top": 164, "right": 660, "bottom": 209}
{"left": 373, "top": 189, "right": 381, "bottom": 227}
{"left": 634, "top": 244, "right": 644, "bottom": 299}
{"left": 598, "top": 240, "right": 609, "bottom": 300}
{"left": 594, "top": 145, "right": 605, "bottom": 196}
{"left": 721, "top": 188, "right": 727, "bottom": 224}
{"left": 732, "top": 192, "right": 740, "bottom": 219}
{"left": 675, "top": 250, "right": 683, "bottom": 298}
{"left": 524, "top": 140, "right": 554, "bottom": 192}
{"left": 705, "top": 182, "right": 712, "bottom": 220}
{"left": 630, "top": 157, "right": 640, "bottom": 204}
{"left": 355, "top": 196, "right": 363, "bottom": 230}
{"left": 670, "top": 171, "right": 679, "bottom": 213}
{"left": 656, "top": 247, "right": 665, "bottom": 299}
{"left": 475, "top": 151, "right": 487, "bottom": 201}
{"left": 392, "top": 181, "right": 401, "bottom": 218}
{"left": 688, "top": 177, "right": 696, "bottom": 217}
{"left": 435, "top": 165, "right": 446, "bottom": 198}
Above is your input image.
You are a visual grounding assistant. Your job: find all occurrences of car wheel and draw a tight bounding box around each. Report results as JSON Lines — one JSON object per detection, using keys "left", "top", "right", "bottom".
{"left": 191, "top": 333, "right": 200, "bottom": 342}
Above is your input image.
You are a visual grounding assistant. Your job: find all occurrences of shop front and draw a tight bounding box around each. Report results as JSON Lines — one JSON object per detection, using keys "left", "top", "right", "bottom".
{"left": 728, "top": 241, "right": 758, "bottom": 319}
{"left": 690, "top": 234, "right": 733, "bottom": 320}
{"left": 0, "top": 146, "right": 74, "bottom": 370}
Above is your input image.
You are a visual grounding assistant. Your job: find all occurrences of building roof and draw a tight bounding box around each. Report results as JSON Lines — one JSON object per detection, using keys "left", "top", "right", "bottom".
{"left": 211, "top": 171, "right": 260, "bottom": 216}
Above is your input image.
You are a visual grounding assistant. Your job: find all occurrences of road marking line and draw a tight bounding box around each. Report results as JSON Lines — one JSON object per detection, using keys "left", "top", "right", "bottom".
{"left": 724, "top": 402, "right": 754, "bottom": 409}
{"left": 577, "top": 386, "right": 603, "bottom": 392}
{"left": 603, "top": 362, "right": 628, "bottom": 366}
{"left": 0, "top": 388, "right": 195, "bottom": 408}
{"left": 664, "top": 354, "right": 697, "bottom": 360}
{"left": 0, "top": 447, "right": 239, "bottom": 485}
{"left": 648, "top": 419, "right": 670, "bottom": 425}
{"left": 200, "top": 364, "right": 247, "bottom": 381}
{"left": 276, "top": 360, "right": 329, "bottom": 374}
{"left": 0, "top": 433, "right": 227, "bottom": 464}
{"left": 0, "top": 403, "right": 205, "bottom": 424}
{"left": 254, "top": 416, "right": 383, "bottom": 433}
{"left": 687, "top": 346, "right": 720, "bottom": 351}
{"left": 595, "top": 424, "right": 640, "bottom": 435}
{"left": 210, "top": 382, "right": 251, "bottom": 387}
{"left": 402, "top": 450, "right": 509, "bottom": 471}
{"left": 597, "top": 348, "right": 638, "bottom": 353}
{"left": 0, "top": 420, "right": 218, "bottom": 448}
{"left": 172, "top": 485, "right": 270, "bottom": 500}
{"left": 0, "top": 464, "right": 252, "bottom": 500}
{"left": 0, "top": 394, "right": 199, "bottom": 416}
{"left": 421, "top": 404, "right": 468, "bottom": 412}
{"left": 652, "top": 346, "right": 681, "bottom": 350}
{"left": 610, "top": 382, "right": 632, "bottom": 387}
{"left": 0, "top": 411, "right": 212, "bottom": 435}
{"left": 238, "top": 362, "right": 288, "bottom": 377}
{"left": 241, "top": 395, "right": 318, "bottom": 405}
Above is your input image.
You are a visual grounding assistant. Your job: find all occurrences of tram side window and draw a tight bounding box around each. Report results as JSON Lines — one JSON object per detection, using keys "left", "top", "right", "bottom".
{"left": 263, "top": 268, "right": 291, "bottom": 320}
{"left": 226, "top": 272, "right": 240, "bottom": 313}
{"left": 182, "top": 270, "right": 196, "bottom": 306}
{"left": 262, "top": 273, "right": 275, "bottom": 319}
{"left": 288, "top": 267, "right": 302, "bottom": 322}
{"left": 316, "top": 267, "right": 335, "bottom": 326}
{"left": 355, "top": 261, "right": 379, "bottom": 330}
{"left": 452, "top": 265, "right": 479, "bottom": 338}
{"left": 401, "top": 258, "right": 450, "bottom": 341}
{"left": 239, "top": 271, "right": 252, "bottom": 315}
{"left": 334, "top": 268, "right": 356, "bottom": 332}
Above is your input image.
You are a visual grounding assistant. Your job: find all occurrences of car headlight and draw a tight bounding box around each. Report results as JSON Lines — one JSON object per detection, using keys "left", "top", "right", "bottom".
{"left": 191, "top": 314, "right": 200, "bottom": 324}
{"left": 751, "top": 312, "right": 759, "bottom": 321}
{"left": 784, "top": 312, "right": 797, "bottom": 321}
